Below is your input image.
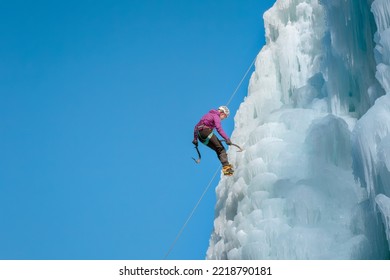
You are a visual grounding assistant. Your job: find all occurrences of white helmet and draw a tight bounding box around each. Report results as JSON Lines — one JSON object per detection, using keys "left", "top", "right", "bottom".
{"left": 218, "top": 106, "right": 230, "bottom": 117}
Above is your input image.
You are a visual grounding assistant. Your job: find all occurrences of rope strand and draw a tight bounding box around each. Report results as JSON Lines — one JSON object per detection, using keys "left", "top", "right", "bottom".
{"left": 164, "top": 166, "right": 220, "bottom": 259}
{"left": 226, "top": 54, "right": 257, "bottom": 106}
{"left": 164, "top": 52, "right": 258, "bottom": 259}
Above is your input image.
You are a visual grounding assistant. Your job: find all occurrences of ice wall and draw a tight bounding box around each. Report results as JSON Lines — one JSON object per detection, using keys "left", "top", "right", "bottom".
{"left": 352, "top": 0, "right": 390, "bottom": 254}
{"left": 207, "top": 0, "right": 390, "bottom": 259}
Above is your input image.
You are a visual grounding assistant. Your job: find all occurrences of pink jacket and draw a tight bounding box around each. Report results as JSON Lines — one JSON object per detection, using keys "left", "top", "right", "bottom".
{"left": 193, "top": 109, "right": 230, "bottom": 142}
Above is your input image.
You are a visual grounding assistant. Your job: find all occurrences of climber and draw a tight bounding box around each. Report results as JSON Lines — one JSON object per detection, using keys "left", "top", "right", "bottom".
{"left": 193, "top": 106, "right": 234, "bottom": 176}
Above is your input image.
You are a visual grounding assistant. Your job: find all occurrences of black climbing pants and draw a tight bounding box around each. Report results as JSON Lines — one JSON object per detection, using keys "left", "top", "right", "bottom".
{"left": 198, "top": 128, "right": 229, "bottom": 166}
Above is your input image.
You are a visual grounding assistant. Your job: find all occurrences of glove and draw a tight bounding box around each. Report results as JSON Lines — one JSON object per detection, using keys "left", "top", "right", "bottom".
{"left": 192, "top": 139, "right": 198, "bottom": 147}
{"left": 226, "top": 139, "right": 232, "bottom": 145}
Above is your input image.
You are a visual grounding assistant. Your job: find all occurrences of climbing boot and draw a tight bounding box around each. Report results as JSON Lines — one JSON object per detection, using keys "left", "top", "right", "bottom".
{"left": 222, "top": 164, "right": 234, "bottom": 176}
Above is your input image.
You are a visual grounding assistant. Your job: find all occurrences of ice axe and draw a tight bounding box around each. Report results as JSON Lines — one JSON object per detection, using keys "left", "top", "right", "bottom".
{"left": 192, "top": 145, "right": 202, "bottom": 164}
{"left": 221, "top": 140, "right": 244, "bottom": 152}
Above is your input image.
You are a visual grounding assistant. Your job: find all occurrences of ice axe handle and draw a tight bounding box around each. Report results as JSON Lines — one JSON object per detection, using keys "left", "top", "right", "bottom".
{"left": 221, "top": 140, "right": 244, "bottom": 152}
{"left": 192, "top": 145, "right": 201, "bottom": 164}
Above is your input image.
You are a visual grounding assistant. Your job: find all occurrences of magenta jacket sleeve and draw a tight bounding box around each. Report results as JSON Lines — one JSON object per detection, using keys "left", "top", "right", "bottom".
{"left": 213, "top": 114, "right": 230, "bottom": 141}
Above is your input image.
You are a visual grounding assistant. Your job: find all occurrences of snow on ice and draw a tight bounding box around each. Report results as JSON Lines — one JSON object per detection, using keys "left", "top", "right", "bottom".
{"left": 207, "top": 0, "right": 390, "bottom": 259}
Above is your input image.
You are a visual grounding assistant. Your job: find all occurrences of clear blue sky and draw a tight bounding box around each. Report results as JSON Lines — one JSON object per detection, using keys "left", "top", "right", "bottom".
{"left": 0, "top": 0, "right": 274, "bottom": 259}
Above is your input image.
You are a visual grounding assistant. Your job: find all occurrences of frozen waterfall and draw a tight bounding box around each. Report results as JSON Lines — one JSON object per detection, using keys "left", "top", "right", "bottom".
{"left": 207, "top": 0, "right": 390, "bottom": 260}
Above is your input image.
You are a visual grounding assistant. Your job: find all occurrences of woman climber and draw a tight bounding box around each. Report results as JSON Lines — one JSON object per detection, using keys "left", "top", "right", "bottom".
{"left": 192, "top": 106, "right": 234, "bottom": 176}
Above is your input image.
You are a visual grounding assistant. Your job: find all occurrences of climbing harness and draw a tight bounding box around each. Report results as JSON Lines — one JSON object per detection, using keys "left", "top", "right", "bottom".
{"left": 199, "top": 131, "right": 214, "bottom": 145}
